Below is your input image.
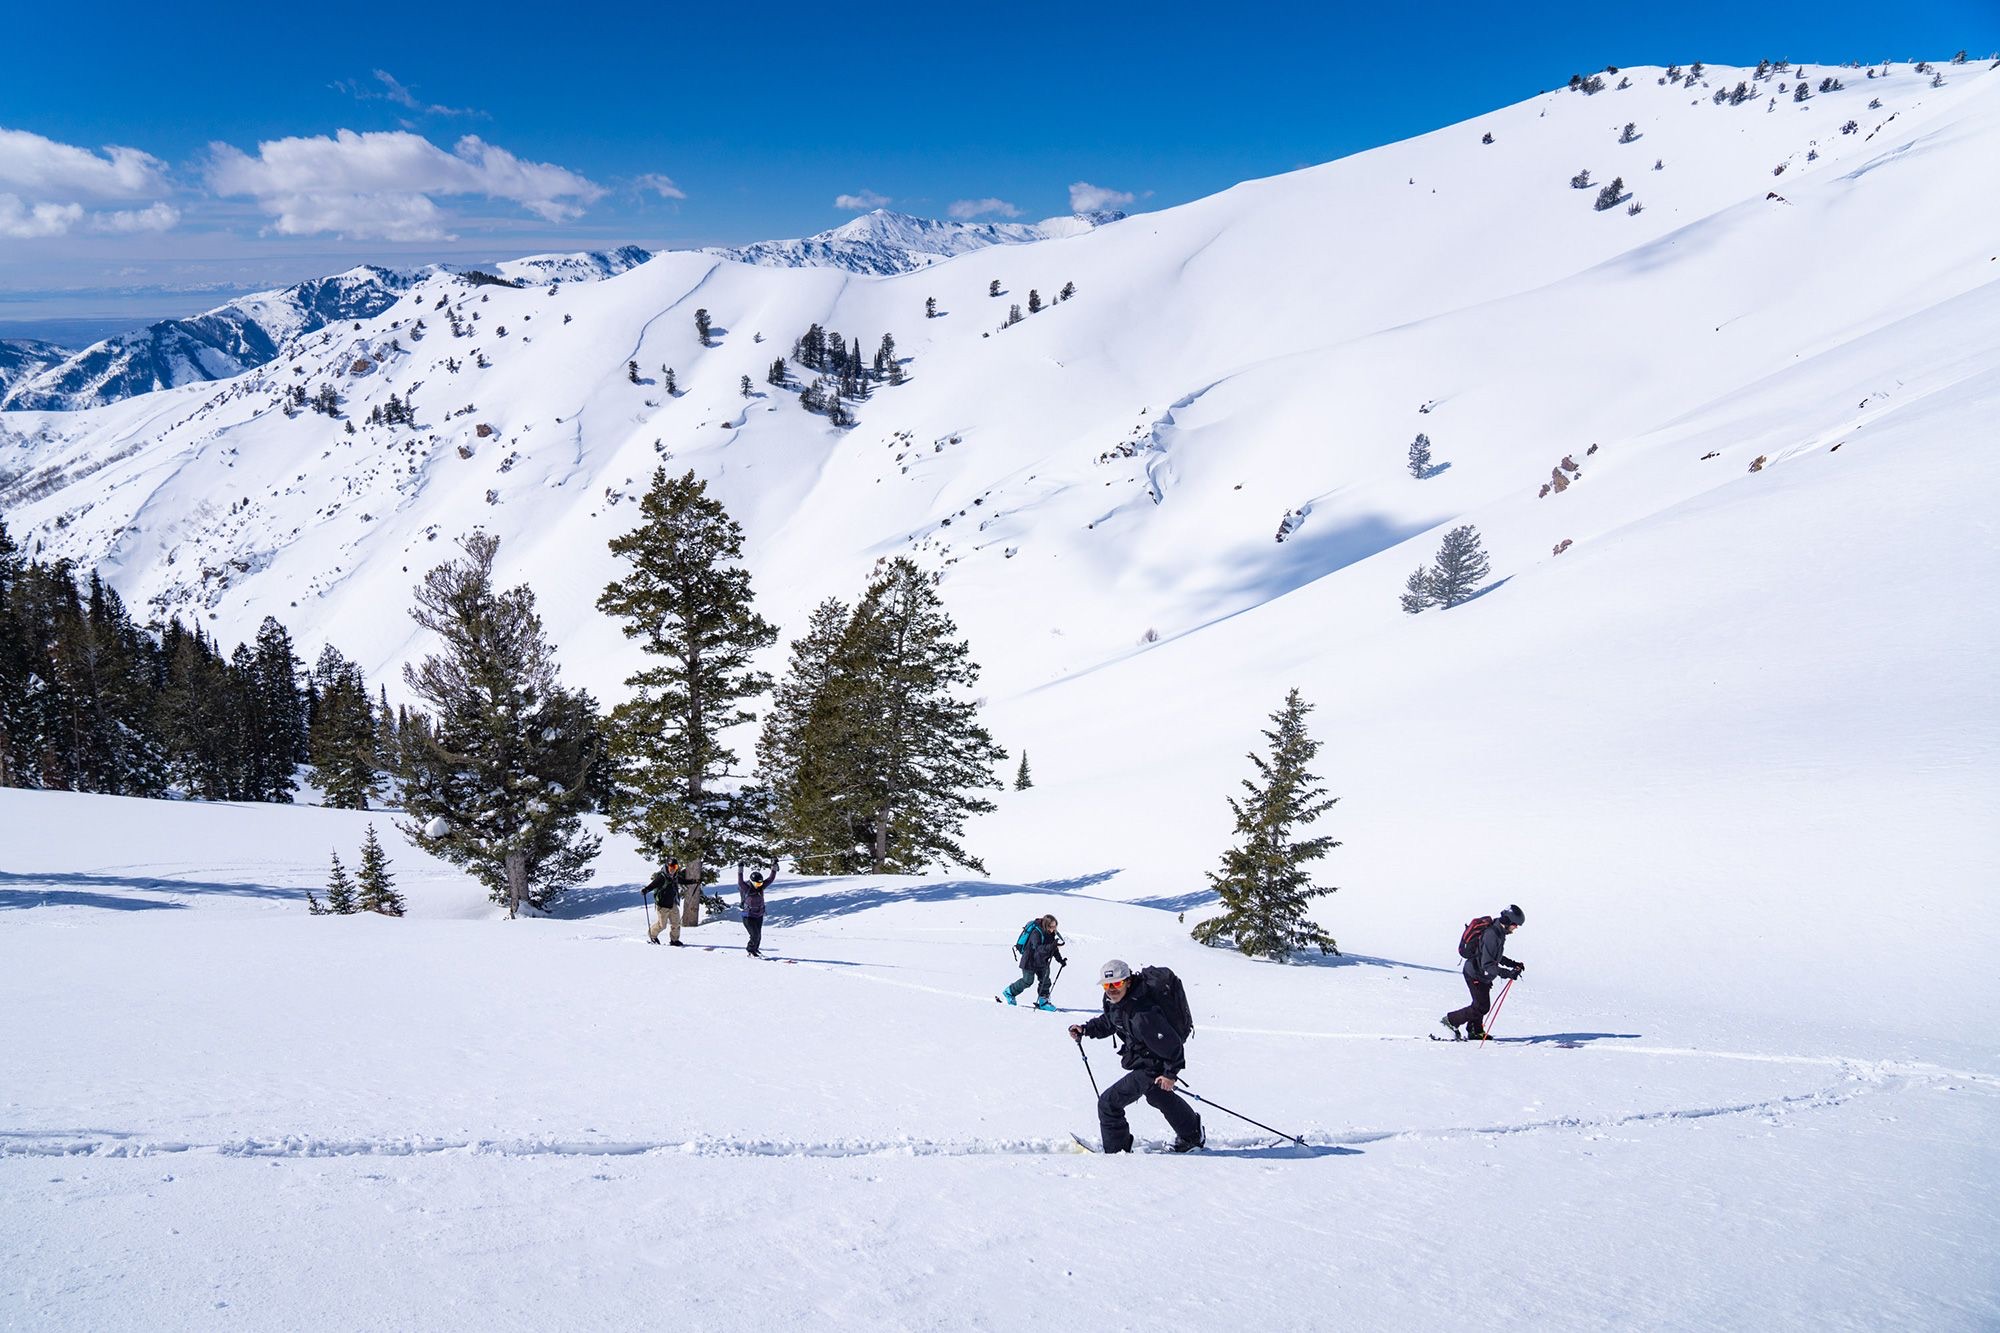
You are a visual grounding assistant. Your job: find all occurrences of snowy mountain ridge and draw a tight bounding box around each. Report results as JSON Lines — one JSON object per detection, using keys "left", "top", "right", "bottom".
{"left": 709, "top": 207, "right": 1127, "bottom": 274}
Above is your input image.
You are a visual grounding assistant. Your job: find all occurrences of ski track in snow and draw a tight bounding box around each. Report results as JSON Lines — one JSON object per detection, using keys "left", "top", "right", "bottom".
{"left": 5, "top": 1047, "right": 1982, "bottom": 1166}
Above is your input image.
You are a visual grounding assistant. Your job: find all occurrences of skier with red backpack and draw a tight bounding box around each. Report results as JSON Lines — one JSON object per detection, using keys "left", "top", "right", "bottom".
{"left": 1068, "top": 959, "right": 1204, "bottom": 1153}
{"left": 1441, "top": 904, "right": 1526, "bottom": 1040}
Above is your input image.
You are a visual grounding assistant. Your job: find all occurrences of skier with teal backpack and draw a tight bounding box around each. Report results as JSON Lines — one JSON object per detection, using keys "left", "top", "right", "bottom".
{"left": 1000, "top": 914, "right": 1067, "bottom": 1010}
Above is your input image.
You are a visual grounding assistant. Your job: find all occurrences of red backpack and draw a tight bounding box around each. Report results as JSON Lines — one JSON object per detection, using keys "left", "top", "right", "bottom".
{"left": 1457, "top": 916, "right": 1493, "bottom": 960}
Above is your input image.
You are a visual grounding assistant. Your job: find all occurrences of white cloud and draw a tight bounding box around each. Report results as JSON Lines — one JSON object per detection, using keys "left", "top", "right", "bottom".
{"left": 636, "top": 173, "right": 687, "bottom": 201}
{"left": 0, "top": 194, "right": 85, "bottom": 239}
{"left": 206, "top": 130, "right": 606, "bottom": 241}
{"left": 89, "top": 202, "right": 181, "bottom": 233}
{"left": 334, "top": 70, "right": 485, "bottom": 119}
{"left": 1068, "top": 181, "right": 1135, "bottom": 213}
{"left": 0, "top": 129, "right": 177, "bottom": 237}
{"left": 835, "top": 189, "right": 891, "bottom": 210}
{"left": 0, "top": 128, "right": 169, "bottom": 199}
{"left": 948, "top": 197, "right": 1021, "bottom": 220}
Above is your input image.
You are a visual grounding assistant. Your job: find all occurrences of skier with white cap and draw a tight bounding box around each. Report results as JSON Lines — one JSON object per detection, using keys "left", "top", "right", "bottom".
{"left": 1069, "top": 958, "right": 1204, "bottom": 1153}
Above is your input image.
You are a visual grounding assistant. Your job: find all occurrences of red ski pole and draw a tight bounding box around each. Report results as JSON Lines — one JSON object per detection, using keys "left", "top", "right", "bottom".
{"left": 1481, "top": 978, "right": 1515, "bottom": 1044}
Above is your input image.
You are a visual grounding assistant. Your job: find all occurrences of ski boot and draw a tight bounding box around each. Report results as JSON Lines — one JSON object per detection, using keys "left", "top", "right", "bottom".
{"left": 1034, "top": 998, "right": 1057, "bottom": 1012}
{"left": 1001, "top": 990, "right": 1017, "bottom": 1005}
{"left": 1438, "top": 1016, "right": 1463, "bottom": 1041}
{"left": 1170, "top": 1126, "right": 1207, "bottom": 1154}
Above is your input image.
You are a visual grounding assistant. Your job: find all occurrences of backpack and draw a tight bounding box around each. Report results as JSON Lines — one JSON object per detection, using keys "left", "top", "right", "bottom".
{"left": 1458, "top": 916, "right": 1494, "bottom": 961}
{"left": 1013, "top": 921, "right": 1039, "bottom": 962}
{"left": 1138, "top": 965, "right": 1194, "bottom": 1041}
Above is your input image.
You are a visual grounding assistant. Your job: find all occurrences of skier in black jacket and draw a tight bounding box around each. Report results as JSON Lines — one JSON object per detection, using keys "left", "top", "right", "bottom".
{"left": 645, "top": 859, "right": 699, "bottom": 946}
{"left": 1442, "top": 904, "right": 1526, "bottom": 1039}
{"left": 1000, "top": 914, "right": 1067, "bottom": 1009}
{"left": 1068, "top": 959, "right": 1204, "bottom": 1153}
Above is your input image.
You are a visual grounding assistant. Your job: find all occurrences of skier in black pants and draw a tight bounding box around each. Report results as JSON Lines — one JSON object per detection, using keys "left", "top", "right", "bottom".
{"left": 737, "top": 862, "right": 777, "bottom": 957}
{"left": 1068, "top": 959, "right": 1204, "bottom": 1153}
{"left": 1442, "top": 904, "right": 1526, "bottom": 1039}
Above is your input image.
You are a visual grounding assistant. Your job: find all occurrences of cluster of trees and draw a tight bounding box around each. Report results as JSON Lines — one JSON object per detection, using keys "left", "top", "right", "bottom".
{"left": 0, "top": 520, "right": 358, "bottom": 802}
{"left": 783, "top": 324, "right": 906, "bottom": 424}
{"left": 310, "top": 826, "right": 404, "bottom": 916}
{"left": 371, "top": 470, "right": 1008, "bottom": 919}
{"left": 367, "top": 393, "right": 416, "bottom": 428}
{"left": 1400, "top": 525, "right": 1491, "bottom": 613}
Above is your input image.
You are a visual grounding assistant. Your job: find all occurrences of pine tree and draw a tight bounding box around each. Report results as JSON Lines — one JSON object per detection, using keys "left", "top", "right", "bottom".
{"left": 1428, "top": 524, "right": 1491, "bottom": 607}
{"left": 355, "top": 824, "right": 403, "bottom": 915}
{"left": 875, "top": 332, "right": 896, "bottom": 371}
{"left": 396, "top": 533, "right": 602, "bottom": 917}
{"left": 1399, "top": 565, "right": 1435, "bottom": 615}
{"left": 1594, "top": 177, "right": 1626, "bottom": 211}
{"left": 1190, "top": 689, "right": 1339, "bottom": 961}
{"left": 628, "top": 360, "right": 640, "bottom": 384}
{"left": 325, "top": 850, "right": 357, "bottom": 914}
{"left": 694, "top": 308, "right": 712, "bottom": 345}
{"left": 1014, "top": 752, "right": 1033, "bottom": 790}
{"left": 598, "top": 470, "right": 776, "bottom": 919}
{"left": 1059, "top": 281, "right": 1076, "bottom": 301}
{"left": 740, "top": 374, "right": 753, "bottom": 398}
{"left": 247, "top": 616, "right": 306, "bottom": 801}
{"left": 925, "top": 296, "right": 938, "bottom": 319}
{"left": 988, "top": 279, "right": 1000, "bottom": 297}
{"left": 767, "top": 358, "right": 786, "bottom": 387}
{"left": 758, "top": 598, "right": 867, "bottom": 874}
{"left": 307, "top": 645, "right": 378, "bottom": 809}
{"left": 838, "top": 558, "right": 1007, "bottom": 873}
{"left": 664, "top": 367, "right": 677, "bottom": 394}
{"left": 0, "top": 520, "right": 28, "bottom": 787}
{"left": 1027, "top": 289, "right": 1042, "bottom": 314}
{"left": 1407, "top": 433, "right": 1433, "bottom": 478}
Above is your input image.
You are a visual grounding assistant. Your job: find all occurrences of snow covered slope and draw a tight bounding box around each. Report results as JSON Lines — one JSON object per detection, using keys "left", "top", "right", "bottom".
{"left": 711, "top": 207, "right": 1125, "bottom": 274}
{"left": 0, "top": 789, "right": 1993, "bottom": 1329}
{"left": 0, "top": 338, "right": 70, "bottom": 400}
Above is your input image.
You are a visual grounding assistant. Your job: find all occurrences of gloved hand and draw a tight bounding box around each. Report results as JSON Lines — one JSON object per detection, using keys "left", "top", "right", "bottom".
{"left": 1068, "top": 1025, "right": 1084, "bottom": 1040}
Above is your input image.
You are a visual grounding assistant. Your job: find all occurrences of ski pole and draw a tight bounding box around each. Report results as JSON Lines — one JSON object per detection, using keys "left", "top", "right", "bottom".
{"left": 1073, "top": 1033, "right": 1101, "bottom": 1099}
{"left": 1173, "top": 1081, "right": 1305, "bottom": 1146}
{"left": 1482, "top": 978, "right": 1515, "bottom": 1044}
{"left": 638, "top": 885, "right": 652, "bottom": 940}
{"left": 1053, "top": 961, "right": 1066, "bottom": 989}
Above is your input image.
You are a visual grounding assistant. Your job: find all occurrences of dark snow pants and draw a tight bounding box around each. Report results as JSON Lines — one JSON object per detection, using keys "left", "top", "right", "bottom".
{"left": 744, "top": 915, "right": 765, "bottom": 956}
{"left": 1098, "top": 1069, "right": 1202, "bottom": 1153}
{"left": 1447, "top": 976, "right": 1493, "bottom": 1037}
{"left": 1004, "top": 962, "right": 1052, "bottom": 1001}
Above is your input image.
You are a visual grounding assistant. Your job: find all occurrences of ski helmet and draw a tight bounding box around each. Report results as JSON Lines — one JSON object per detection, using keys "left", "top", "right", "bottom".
{"left": 1099, "top": 959, "right": 1132, "bottom": 986}
{"left": 1499, "top": 904, "right": 1526, "bottom": 927}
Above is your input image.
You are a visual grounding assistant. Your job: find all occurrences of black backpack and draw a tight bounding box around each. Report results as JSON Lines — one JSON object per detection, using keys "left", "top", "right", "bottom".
{"left": 1138, "top": 965, "right": 1194, "bottom": 1040}
{"left": 1458, "top": 916, "right": 1494, "bottom": 960}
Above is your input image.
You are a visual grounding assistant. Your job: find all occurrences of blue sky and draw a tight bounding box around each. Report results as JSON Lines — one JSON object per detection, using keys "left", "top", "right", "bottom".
{"left": 0, "top": 0, "right": 1992, "bottom": 337}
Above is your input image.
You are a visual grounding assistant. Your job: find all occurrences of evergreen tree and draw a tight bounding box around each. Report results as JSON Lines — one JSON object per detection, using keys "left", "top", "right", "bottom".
{"left": 664, "top": 367, "right": 677, "bottom": 394}
{"left": 740, "top": 374, "right": 753, "bottom": 398}
{"left": 758, "top": 598, "right": 867, "bottom": 874}
{"left": 988, "top": 279, "right": 1001, "bottom": 297}
{"left": 1428, "top": 524, "right": 1491, "bottom": 607}
{"left": 1014, "top": 751, "right": 1033, "bottom": 790}
{"left": 1027, "top": 289, "right": 1042, "bottom": 314}
{"left": 1399, "top": 565, "right": 1435, "bottom": 615}
{"left": 767, "top": 358, "right": 787, "bottom": 387}
{"left": 925, "top": 296, "right": 937, "bottom": 319}
{"left": 247, "top": 616, "right": 306, "bottom": 801}
{"left": 355, "top": 824, "right": 403, "bottom": 915}
{"left": 325, "top": 850, "right": 358, "bottom": 914}
{"left": 1593, "top": 177, "right": 1626, "bottom": 211}
{"left": 1407, "top": 433, "right": 1433, "bottom": 478}
{"left": 838, "top": 558, "right": 1007, "bottom": 873}
{"left": 307, "top": 645, "right": 378, "bottom": 809}
{"left": 875, "top": 332, "right": 896, "bottom": 371}
{"left": 628, "top": 360, "right": 640, "bottom": 384}
{"left": 597, "top": 470, "right": 776, "bottom": 919}
{"left": 1059, "top": 281, "right": 1076, "bottom": 301}
{"left": 396, "top": 533, "right": 602, "bottom": 917}
{"left": 0, "top": 520, "right": 27, "bottom": 786}
{"left": 1190, "top": 689, "right": 1339, "bottom": 961}
{"left": 694, "top": 308, "right": 712, "bottom": 345}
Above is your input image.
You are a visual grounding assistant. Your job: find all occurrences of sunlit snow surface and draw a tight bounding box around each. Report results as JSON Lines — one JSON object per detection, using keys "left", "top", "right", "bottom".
{"left": 2, "top": 61, "right": 1998, "bottom": 1328}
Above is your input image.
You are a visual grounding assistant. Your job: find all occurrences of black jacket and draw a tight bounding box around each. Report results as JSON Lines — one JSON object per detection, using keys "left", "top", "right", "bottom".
{"left": 1464, "top": 920, "right": 1523, "bottom": 983}
{"left": 649, "top": 865, "right": 698, "bottom": 909}
{"left": 1079, "top": 973, "right": 1187, "bottom": 1076}
{"left": 1015, "top": 923, "right": 1067, "bottom": 972}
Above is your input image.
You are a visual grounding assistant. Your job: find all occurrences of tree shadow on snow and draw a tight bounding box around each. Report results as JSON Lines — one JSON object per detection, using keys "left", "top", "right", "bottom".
{"left": 1286, "top": 950, "right": 1457, "bottom": 975}
{"left": 1126, "top": 888, "right": 1216, "bottom": 913}
{"left": 1491, "top": 1032, "right": 1642, "bottom": 1047}
{"left": 0, "top": 869, "right": 293, "bottom": 908}
{"left": 1030, "top": 869, "right": 1124, "bottom": 893}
